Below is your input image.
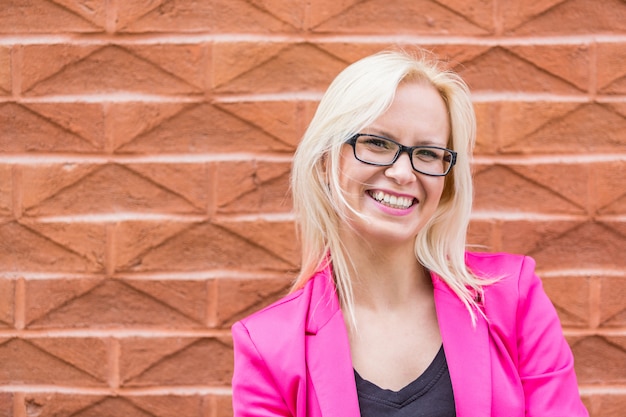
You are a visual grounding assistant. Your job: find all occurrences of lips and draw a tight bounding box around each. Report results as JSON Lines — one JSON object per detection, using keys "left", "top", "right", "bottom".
{"left": 368, "top": 190, "right": 416, "bottom": 209}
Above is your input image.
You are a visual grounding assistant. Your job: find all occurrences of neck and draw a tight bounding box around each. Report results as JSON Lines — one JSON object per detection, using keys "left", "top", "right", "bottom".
{"left": 339, "top": 232, "right": 433, "bottom": 312}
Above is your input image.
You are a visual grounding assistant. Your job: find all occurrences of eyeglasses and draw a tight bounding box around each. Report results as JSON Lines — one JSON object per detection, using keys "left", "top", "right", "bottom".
{"left": 345, "top": 134, "right": 457, "bottom": 177}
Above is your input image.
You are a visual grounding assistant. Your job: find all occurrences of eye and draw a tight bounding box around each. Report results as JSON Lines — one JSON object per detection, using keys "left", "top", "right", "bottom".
{"left": 414, "top": 148, "right": 440, "bottom": 161}
{"left": 359, "top": 136, "right": 395, "bottom": 151}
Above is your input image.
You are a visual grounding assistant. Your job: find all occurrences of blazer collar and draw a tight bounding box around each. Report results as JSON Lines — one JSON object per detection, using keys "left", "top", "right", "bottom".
{"left": 304, "top": 268, "right": 361, "bottom": 416}
{"left": 432, "top": 273, "right": 493, "bottom": 417}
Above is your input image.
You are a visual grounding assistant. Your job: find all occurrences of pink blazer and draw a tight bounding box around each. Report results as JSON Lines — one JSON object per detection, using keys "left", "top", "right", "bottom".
{"left": 232, "top": 252, "right": 588, "bottom": 416}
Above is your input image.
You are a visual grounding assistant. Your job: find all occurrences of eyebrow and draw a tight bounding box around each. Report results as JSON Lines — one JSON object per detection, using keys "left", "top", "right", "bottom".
{"left": 363, "top": 131, "right": 445, "bottom": 147}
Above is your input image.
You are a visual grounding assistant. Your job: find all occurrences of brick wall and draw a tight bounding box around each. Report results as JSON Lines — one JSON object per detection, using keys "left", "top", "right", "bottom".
{"left": 1, "top": 1, "right": 625, "bottom": 416}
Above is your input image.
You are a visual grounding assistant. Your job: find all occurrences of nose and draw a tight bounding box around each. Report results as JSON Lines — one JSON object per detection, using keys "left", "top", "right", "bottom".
{"left": 384, "top": 151, "right": 416, "bottom": 184}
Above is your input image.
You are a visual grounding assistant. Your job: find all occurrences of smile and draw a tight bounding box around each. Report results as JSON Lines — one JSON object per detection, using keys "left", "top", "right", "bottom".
{"left": 368, "top": 191, "right": 416, "bottom": 209}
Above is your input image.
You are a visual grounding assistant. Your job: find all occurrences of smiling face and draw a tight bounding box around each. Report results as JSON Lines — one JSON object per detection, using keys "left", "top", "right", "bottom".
{"left": 337, "top": 80, "right": 451, "bottom": 250}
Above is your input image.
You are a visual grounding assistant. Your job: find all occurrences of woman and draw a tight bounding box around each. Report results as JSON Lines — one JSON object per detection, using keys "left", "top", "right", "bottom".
{"left": 231, "top": 49, "right": 588, "bottom": 416}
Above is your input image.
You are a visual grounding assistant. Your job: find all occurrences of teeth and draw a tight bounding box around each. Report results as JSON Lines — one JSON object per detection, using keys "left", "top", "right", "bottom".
{"left": 370, "top": 191, "right": 414, "bottom": 209}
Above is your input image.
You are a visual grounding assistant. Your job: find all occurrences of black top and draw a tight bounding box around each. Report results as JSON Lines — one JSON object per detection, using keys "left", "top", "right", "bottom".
{"left": 354, "top": 345, "right": 456, "bottom": 417}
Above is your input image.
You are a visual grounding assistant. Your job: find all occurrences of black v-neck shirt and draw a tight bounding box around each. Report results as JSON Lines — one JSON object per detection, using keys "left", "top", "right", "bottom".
{"left": 354, "top": 345, "right": 456, "bottom": 417}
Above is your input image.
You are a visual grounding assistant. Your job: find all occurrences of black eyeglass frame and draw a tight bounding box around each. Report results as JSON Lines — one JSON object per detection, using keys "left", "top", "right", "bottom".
{"left": 345, "top": 133, "right": 458, "bottom": 177}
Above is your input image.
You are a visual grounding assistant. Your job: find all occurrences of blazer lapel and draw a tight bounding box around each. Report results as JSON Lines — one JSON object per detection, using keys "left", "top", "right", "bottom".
{"left": 433, "top": 276, "right": 492, "bottom": 417}
{"left": 304, "top": 268, "right": 361, "bottom": 417}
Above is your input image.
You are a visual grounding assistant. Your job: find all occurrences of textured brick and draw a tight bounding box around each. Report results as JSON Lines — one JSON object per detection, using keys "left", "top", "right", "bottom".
{"left": 0, "top": 103, "right": 103, "bottom": 153}
{"left": 0, "top": 46, "right": 10, "bottom": 95}
{"left": 0, "top": 338, "right": 107, "bottom": 386}
{"left": 0, "top": 221, "right": 103, "bottom": 273}
{"left": 117, "top": 0, "right": 297, "bottom": 33}
{"left": 0, "top": 278, "right": 14, "bottom": 329}
{"left": 597, "top": 42, "right": 626, "bottom": 95}
{"left": 21, "top": 45, "right": 201, "bottom": 96}
{"left": 213, "top": 42, "right": 348, "bottom": 93}
{"left": 453, "top": 45, "right": 588, "bottom": 94}
{"left": 0, "top": 164, "right": 12, "bottom": 217}
{"left": 25, "top": 279, "right": 204, "bottom": 329}
{"left": 215, "top": 160, "right": 292, "bottom": 214}
{"left": 569, "top": 336, "right": 626, "bottom": 384}
{"left": 214, "top": 100, "right": 304, "bottom": 150}
{"left": 473, "top": 102, "right": 498, "bottom": 155}
{"left": 582, "top": 393, "right": 626, "bottom": 417}
{"left": 502, "top": 0, "right": 626, "bottom": 35}
{"left": 0, "top": 393, "right": 11, "bottom": 416}
{"left": 215, "top": 277, "right": 291, "bottom": 327}
{"left": 219, "top": 220, "right": 300, "bottom": 267}
{"left": 115, "top": 221, "right": 296, "bottom": 273}
{"left": 22, "top": 164, "right": 203, "bottom": 216}
{"left": 594, "top": 160, "right": 626, "bottom": 215}
{"left": 19, "top": 393, "right": 209, "bottom": 417}
{"left": 542, "top": 276, "right": 590, "bottom": 328}
{"left": 473, "top": 164, "right": 587, "bottom": 215}
{"left": 119, "top": 337, "right": 233, "bottom": 386}
{"left": 216, "top": 395, "right": 234, "bottom": 417}
{"left": 499, "top": 102, "right": 625, "bottom": 154}
{"left": 599, "top": 277, "right": 626, "bottom": 328}
{"left": 502, "top": 220, "right": 626, "bottom": 271}
{"left": 311, "top": 0, "right": 492, "bottom": 35}
{"left": 115, "top": 103, "right": 293, "bottom": 154}
{"left": 0, "top": 0, "right": 104, "bottom": 33}
{"left": 467, "top": 220, "right": 496, "bottom": 252}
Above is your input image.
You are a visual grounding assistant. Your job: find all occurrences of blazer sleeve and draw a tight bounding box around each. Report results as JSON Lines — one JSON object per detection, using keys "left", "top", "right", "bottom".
{"left": 232, "top": 321, "right": 292, "bottom": 417}
{"left": 516, "top": 256, "right": 588, "bottom": 417}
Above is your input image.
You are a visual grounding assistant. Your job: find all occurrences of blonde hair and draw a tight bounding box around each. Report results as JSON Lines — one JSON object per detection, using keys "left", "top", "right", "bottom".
{"left": 291, "top": 49, "right": 485, "bottom": 327}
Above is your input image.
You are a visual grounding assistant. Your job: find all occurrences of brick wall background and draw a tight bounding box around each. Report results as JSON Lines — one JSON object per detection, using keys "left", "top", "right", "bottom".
{"left": 1, "top": 1, "right": 625, "bottom": 416}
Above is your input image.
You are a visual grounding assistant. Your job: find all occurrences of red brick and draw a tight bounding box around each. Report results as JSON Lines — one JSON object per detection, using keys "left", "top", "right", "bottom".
{"left": 467, "top": 220, "right": 497, "bottom": 252}
{"left": 0, "top": 164, "right": 12, "bottom": 217}
{"left": 214, "top": 100, "right": 303, "bottom": 150}
{"left": 24, "top": 278, "right": 102, "bottom": 328}
{"left": 502, "top": 220, "right": 626, "bottom": 271}
{"left": 599, "top": 277, "right": 626, "bottom": 328}
{"left": 473, "top": 102, "right": 498, "bottom": 155}
{"left": 499, "top": 102, "right": 625, "bottom": 154}
{"left": 0, "top": 221, "right": 103, "bottom": 273}
{"left": 215, "top": 160, "right": 292, "bottom": 214}
{"left": 114, "top": 221, "right": 295, "bottom": 273}
{"left": 595, "top": 161, "right": 626, "bottom": 215}
{"left": 0, "top": 278, "right": 14, "bottom": 329}
{"left": 22, "top": 164, "right": 203, "bottom": 216}
{"left": 125, "top": 279, "right": 209, "bottom": 326}
{"left": 216, "top": 395, "right": 234, "bottom": 417}
{"left": 115, "top": 103, "right": 293, "bottom": 154}
{"left": 569, "top": 335, "right": 626, "bottom": 384}
{"left": 473, "top": 164, "right": 587, "bottom": 215}
{"left": 0, "top": 338, "right": 107, "bottom": 386}
{"left": 0, "top": 103, "right": 102, "bottom": 153}
{"left": 0, "top": 392, "right": 12, "bottom": 416}
{"left": 26, "top": 279, "right": 204, "bottom": 329}
{"left": 454, "top": 46, "right": 586, "bottom": 94}
{"left": 541, "top": 276, "right": 591, "bottom": 328}
{"left": 502, "top": 0, "right": 626, "bottom": 35}
{"left": 21, "top": 45, "right": 201, "bottom": 96}
{"left": 218, "top": 219, "right": 300, "bottom": 268}
{"left": 311, "top": 0, "right": 492, "bottom": 35}
{"left": 117, "top": 0, "right": 297, "bottom": 33}
{"left": 215, "top": 277, "right": 291, "bottom": 327}
{"left": 0, "top": 0, "right": 104, "bottom": 33}
{"left": 0, "top": 46, "right": 10, "bottom": 95}
{"left": 119, "top": 337, "right": 233, "bottom": 386}
{"left": 597, "top": 42, "right": 626, "bottom": 95}
{"left": 19, "top": 394, "right": 209, "bottom": 417}
{"left": 582, "top": 393, "right": 626, "bottom": 417}
{"left": 213, "top": 42, "right": 348, "bottom": 93}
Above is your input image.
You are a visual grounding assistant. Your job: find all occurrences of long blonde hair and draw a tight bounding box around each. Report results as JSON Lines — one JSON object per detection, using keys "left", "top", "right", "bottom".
{"left": 291, "top": 49, "right": 485, "bottom": 327}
